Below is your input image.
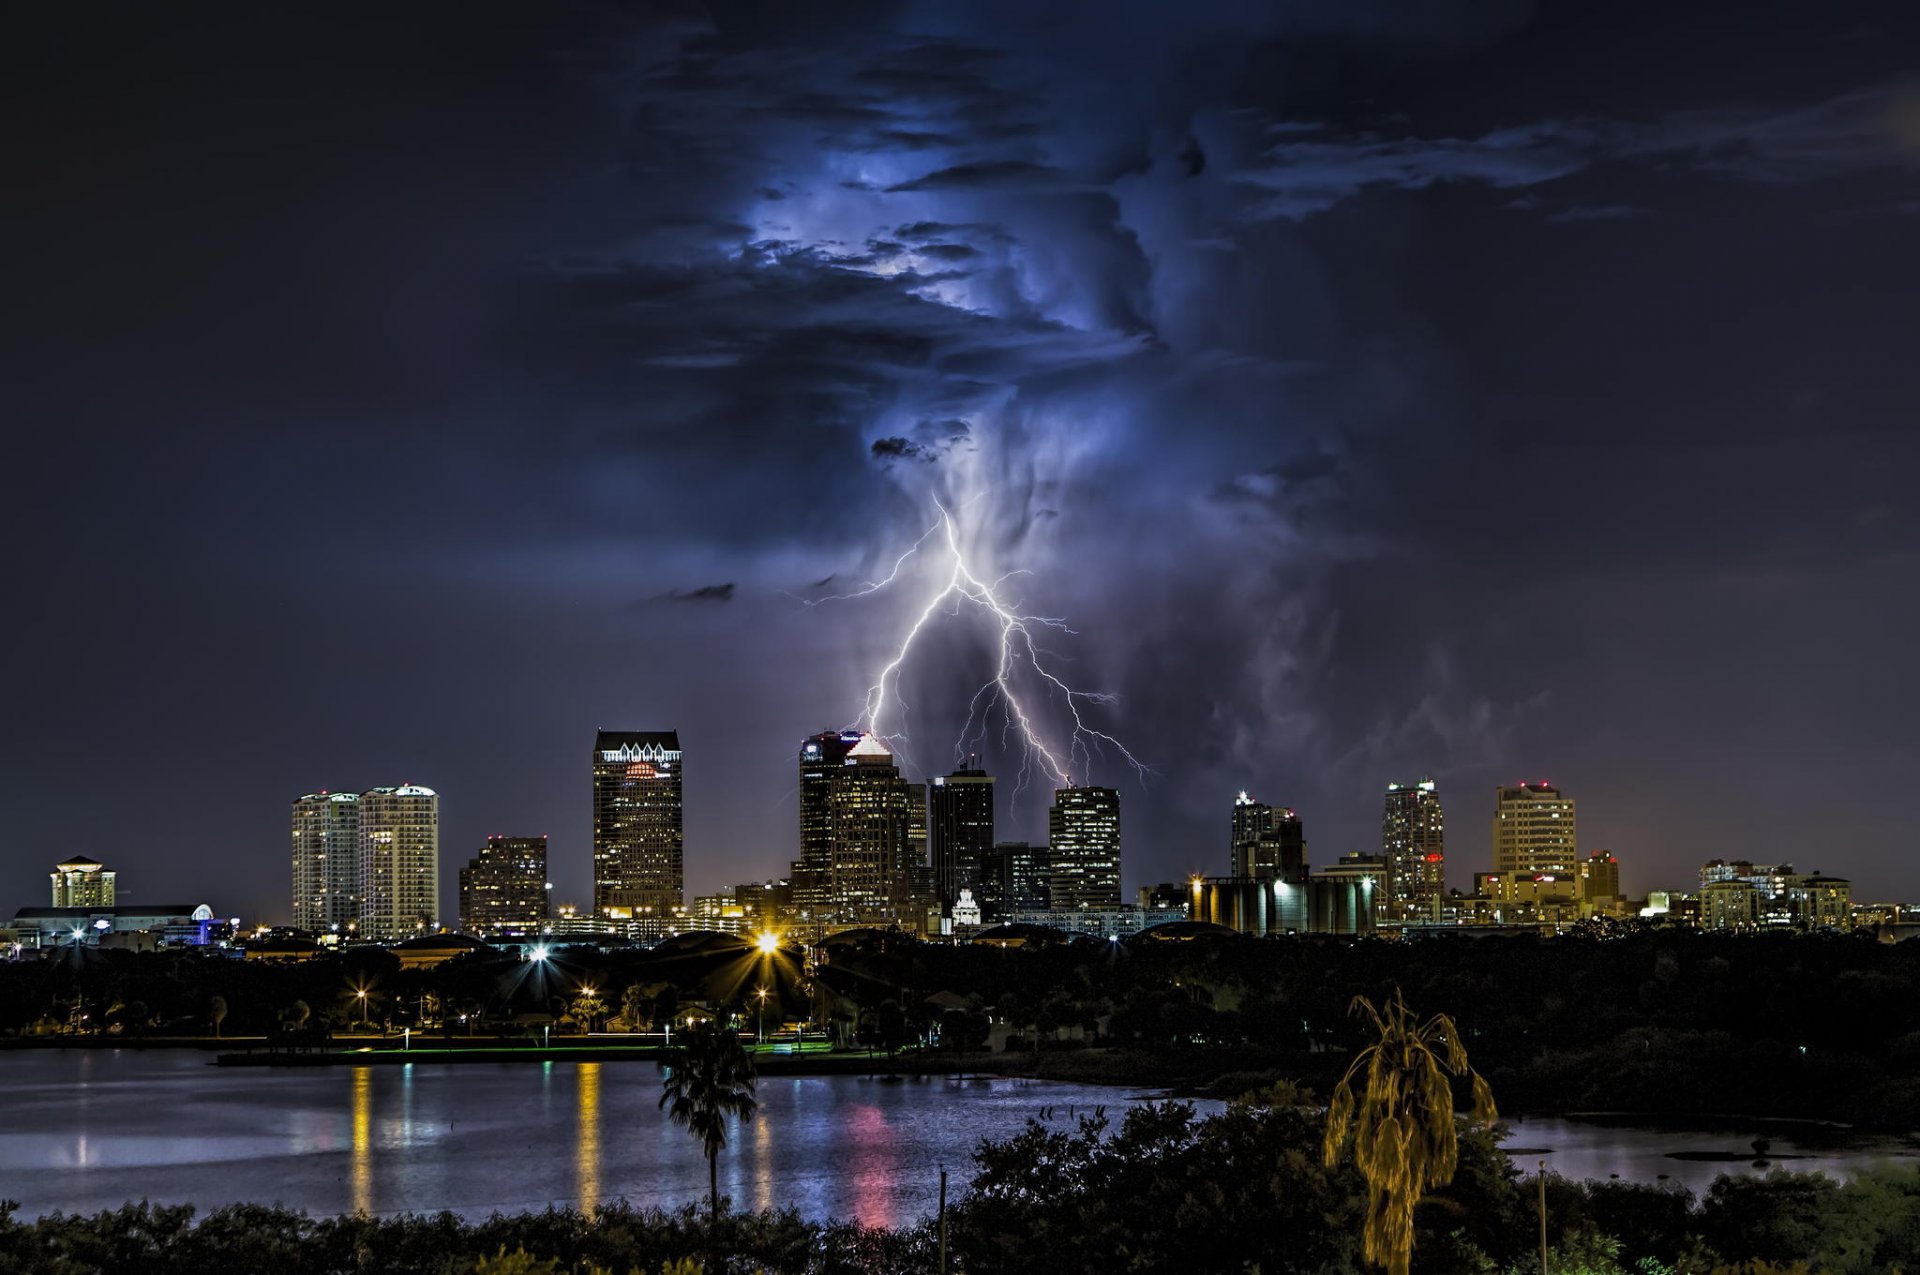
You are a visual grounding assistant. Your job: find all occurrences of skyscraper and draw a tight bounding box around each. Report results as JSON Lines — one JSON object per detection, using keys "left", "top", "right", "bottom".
{"left": 291, "top": 791, "right": 360, "bottom": 933}
{"left": 1229, "top": 792, "right": 1305, "bottom": 881}
{"left": 788, "top": 730, "right": 933, "bottom": 931}
{"left": 791, "top": 730, "right": 861, "bottom": 914}
{"left": 50, "top": 856, "right": 116, "bottom": 908}
{"left": 1491, "top": 781, "right": 1577, "bottom": 895}
{"left": 826, "top": 733, "right": 930, "bottom": 928}
{"left": 928, "top": 764, "right": 995, "bottom": 913}
{"left": 358, "top": 784, "right": 439, "bottom": 941}
{"left": 1049, "top": 785, "right": 1121, "bottom": 910}
{"left": 1381, "top": 779, "right": 1446, "bottom": 917}
{"left": 458, "top": 835, "right": 550, "bottom": 937}
{"left": 592, "top": 730, "right": 684, "bottom": 938}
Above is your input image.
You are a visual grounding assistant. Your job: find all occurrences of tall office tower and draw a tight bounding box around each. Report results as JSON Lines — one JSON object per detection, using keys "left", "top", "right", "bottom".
{"left": 291, "top": 791, "right": 361, "bottom": 933}
{"left": 791, "top": 730, "right": 861, "bottom": 913}
{"left": 1229, "top": 792, "right": 1306, "bottom": 881}
{"left": 50, "top": 856, "right": 116, "bottom": 908}
{"left": 1491, "top": 781, "right": 1578, "bottom": 891}
{"left": 979, "top": 841, "right": 1050, "bottom": 918}
{"left": 458, "top": 835, "right": 549, "bottom": 937}
{"left": 928, "top": 765, "right": 995, "bottom": 913}
{"left": 358, "top": 785, "right": 440, "bottom": 941}
{"left": 1381, "top": 779, "right": 1446, "bottom": 918}
{"left": 823, "top": 733, "right": 930, "bottom": 927}
{"left": 592, "top": 731, "right": 685, "bottom": 939}
{"left": 1049, "top": 785, "right": 1122, "bottom": 910}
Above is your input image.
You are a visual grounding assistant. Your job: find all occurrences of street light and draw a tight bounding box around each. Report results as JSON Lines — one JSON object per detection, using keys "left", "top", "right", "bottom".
{"left": 756, "top": 930, "right": 780, "bottom": 955}
{"left": 755, "top": 987, "right": 769, "bottom": 1046}
{"left": 355, "top": 989, "right": 369, "bottom": 1029}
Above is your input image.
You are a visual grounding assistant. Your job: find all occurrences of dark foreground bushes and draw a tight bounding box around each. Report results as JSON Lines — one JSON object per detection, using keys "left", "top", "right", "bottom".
{"left": 5, "top": 1093, "right": 1920, "bottom": 1274}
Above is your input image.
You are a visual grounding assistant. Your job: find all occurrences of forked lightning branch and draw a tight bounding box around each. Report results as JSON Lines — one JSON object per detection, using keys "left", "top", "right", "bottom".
{"left": 806, "top": 501, "right": 1147, "bottom": 790}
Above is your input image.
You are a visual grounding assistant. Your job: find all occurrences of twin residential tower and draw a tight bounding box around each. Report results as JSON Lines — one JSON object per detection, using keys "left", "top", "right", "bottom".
{"left": 290, "top": 785, "right": 440, "bottom": 941}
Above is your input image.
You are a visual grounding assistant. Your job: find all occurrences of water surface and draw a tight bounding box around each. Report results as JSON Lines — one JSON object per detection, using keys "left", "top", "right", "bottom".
{"left": 0, "top": 1051, "right": 1180, "bottom": 1226}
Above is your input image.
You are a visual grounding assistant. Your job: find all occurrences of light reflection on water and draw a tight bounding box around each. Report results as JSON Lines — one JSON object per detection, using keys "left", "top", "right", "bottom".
{"left": 0, "top": 1052, "right": 1195, "bottom": 1226}
{"left": 350, "top": 1066, "right": 371, "bottom": 1215}
{"left": 577, "top": 1061, "right": 600, "bottom": 1214}
{"left": 15, "top": 1053, "right": 1908, "bottom": 1224}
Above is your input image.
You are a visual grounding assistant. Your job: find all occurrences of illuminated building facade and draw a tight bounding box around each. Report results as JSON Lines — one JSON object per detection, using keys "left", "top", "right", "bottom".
{"left": 290, "top": 792, "right": 359, "bottom": 932}
{"left": 791, "top": 730, "right": 861, "bottom": 914}
{"left": 1189, "top": 874, "right": 1375, "bottom": 936}
{"left": 1381, "top": 779, "right": 1445, "bottom": 917}
{"left": 50, "top": 856, "right": 116, "bottom": 909}
{"left": 457, "top": 835, "right": 548, "bottom": 937}
{"left": 1229, "top": 792, "right": 1304, "bottom": 879}
{"left": 1049, "top": 785, "right": 1121, "bottom": 910}
{"left": 825, "top": 733, "right": 932, "bottom": 930}
{"left": 592, "top": 730, "right": 684, "bottom": 939}
{"left": 1697, "top": 860, "right": 1852, "bottom": 929}
{"left": 1579, "top": 850, "right": 1621, "bottom": 906}
{"left": 786, "top": 731, "right": 933, "bottom": 932}
{"left": 357, "top": 785, "right": 440, "bottom": 941}
{"left": 929, "top": 765, "right": 995, "bottom": 913}
{"left": 1491, "top": 781, "right": 1577, "bottom": 897}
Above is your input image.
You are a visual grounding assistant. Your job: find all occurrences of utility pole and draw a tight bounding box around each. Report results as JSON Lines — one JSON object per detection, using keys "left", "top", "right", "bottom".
{"left": 1538, "top": 1160, "right": 1549, "bottom": 1274}
{"left": 938, "top": 1166, "right": 948, "bottom": 1275}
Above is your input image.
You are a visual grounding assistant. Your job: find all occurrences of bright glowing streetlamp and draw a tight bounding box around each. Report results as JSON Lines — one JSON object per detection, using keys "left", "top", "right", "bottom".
{"left": 355, "top": 988, "right": 369, "bottom": 1029}
{"left": 755, "top": 987, "right": 769, "bottom": 1045}
{"left": 756, "top": 930, "right": 780, "bottom": 955}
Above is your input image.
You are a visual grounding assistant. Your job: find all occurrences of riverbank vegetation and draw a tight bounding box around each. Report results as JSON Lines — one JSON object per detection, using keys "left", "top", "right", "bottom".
{"left": 3, "top": 1087, "right": 1919, "bottom": 1273}
{"left": 7, "top": 927, "right": 1920, "bottom": 1125}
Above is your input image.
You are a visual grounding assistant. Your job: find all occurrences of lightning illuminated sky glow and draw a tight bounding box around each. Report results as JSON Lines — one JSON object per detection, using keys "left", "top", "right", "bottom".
{"left": 807, "top": 501, "right": 1149, "bottom": 792}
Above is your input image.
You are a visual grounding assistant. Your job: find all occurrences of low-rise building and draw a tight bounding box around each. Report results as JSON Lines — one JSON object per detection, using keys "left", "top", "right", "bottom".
{"left": 11, "top": 904, "right": 216, "bottom": 949}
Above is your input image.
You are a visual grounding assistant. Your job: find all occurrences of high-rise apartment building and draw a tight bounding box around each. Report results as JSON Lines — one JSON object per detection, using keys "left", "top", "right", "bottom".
{"left": 929, "top": 765, "right": 995, "bottom": 913}
{"left": 1382, "top": 779, "right": 1446, "bottom": 917}
{"left": 458, "top": 835, "right": 549, "bottom": 937}
{"left": 1229, "top": 792, "right": 1305, "bottom": 880}
{"left": 50, "top": 856, "right": 116, "bottom": 908}
{"left": 291, "top": 791, "right": 360, "bottom": 932}
{"left": 1491, "top": 781, "right": 1577, "bottom": 895}
{"left": 358, "top": 784, "right": 440, "bottom": 941}
{"left": 592, "top": 730, "right": 684, "bottom": 939}
{"left": 1049, "top": 785, "right": 1121, "bottom": 910}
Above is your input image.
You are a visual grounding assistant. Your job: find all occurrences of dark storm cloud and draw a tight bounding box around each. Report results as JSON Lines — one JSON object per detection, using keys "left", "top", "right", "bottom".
{"left": 655, "top": 583, "right": 736, "bottom": 605}
{"left": 9, "top": 0, "right": 1920, "bottom": 920}
{"left": 1235, "top": 80, "right": 1920, "bottom": 220}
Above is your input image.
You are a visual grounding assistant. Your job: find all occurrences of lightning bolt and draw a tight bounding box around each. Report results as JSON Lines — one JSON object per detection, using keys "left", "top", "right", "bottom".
{"left": 807, "top": 501, "right": 1147, "bottom": 791}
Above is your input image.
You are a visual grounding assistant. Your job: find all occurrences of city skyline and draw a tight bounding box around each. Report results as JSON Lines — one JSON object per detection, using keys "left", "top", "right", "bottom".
{"left": 9, "top": 1, "right": 1919, "bottom": 923}
{"left": 39, "top": 731, "right": 1896, "bottom": 928}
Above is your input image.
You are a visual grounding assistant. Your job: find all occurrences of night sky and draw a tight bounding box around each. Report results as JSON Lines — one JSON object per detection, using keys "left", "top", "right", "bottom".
{"left": 8, "top": 1, "right": 1919, "bottom": 924}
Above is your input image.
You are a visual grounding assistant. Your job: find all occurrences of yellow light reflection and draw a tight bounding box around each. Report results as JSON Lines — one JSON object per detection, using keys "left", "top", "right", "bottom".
{"left": 753, "top": 1094, "right": 773, "bottom": 1212}
{"left": 350, "top": 1066, "right": 372, "bottom": 1215}
{"left": 576, "top": 1061, "right": 601, "bottom": 1215}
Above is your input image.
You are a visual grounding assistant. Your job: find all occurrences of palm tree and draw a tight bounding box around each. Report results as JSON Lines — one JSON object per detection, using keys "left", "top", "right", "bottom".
{"left": 658, "top": 1020, "right": 758, "bottom": 1226}
{"left": 1322, "top": 988, "right": 1497, "bottom": 1275}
